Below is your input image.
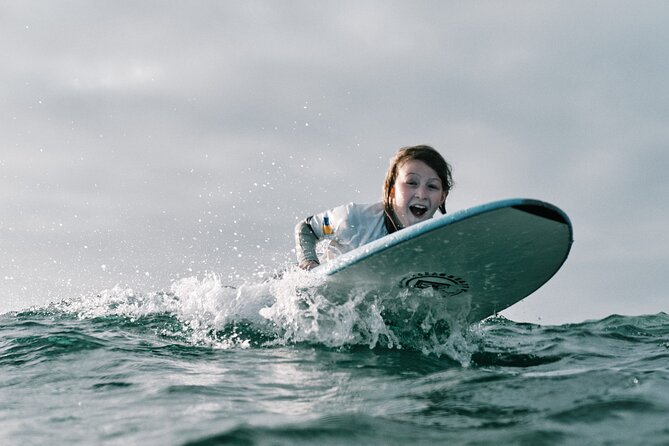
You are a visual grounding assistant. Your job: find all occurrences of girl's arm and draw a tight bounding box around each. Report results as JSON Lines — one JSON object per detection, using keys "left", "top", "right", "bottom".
{"left": 295, "top": 217, "right": 320, "bottom": 270}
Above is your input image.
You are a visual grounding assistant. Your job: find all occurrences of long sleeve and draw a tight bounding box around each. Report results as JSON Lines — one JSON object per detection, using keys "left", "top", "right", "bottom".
{"left": 295, "top": 202, "right": 388, "bottom": 267}
{"left": 294, "top": 218, "right": 320, "bottom": 267}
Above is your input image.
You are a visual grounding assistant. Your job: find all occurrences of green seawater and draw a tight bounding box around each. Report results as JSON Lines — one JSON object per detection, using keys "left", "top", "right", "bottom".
{"left": 1, "top": 279, "right": 668, "bottom": 445}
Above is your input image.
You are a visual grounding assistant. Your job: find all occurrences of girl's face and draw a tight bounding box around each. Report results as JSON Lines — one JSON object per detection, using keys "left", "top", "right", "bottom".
{"left": 390, "top": 159, "right": 447, "bottom": 229}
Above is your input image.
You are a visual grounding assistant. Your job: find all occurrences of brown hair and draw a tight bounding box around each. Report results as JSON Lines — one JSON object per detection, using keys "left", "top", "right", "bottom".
{"left": 383, "top": 145, "right": 453, "bottom": 227}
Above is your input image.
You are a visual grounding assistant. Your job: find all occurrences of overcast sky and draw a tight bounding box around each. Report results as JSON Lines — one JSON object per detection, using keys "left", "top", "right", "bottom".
{"left": 1, "top": 1, "right": 667, "bottom": 324}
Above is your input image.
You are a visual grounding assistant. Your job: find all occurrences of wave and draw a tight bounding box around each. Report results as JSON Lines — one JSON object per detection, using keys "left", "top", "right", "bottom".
{"left": 6, "top": 270, "right": 482, "bottom": 361}
{"left": 5, "top": 269, "right": 668, "bottom": 367}
{"left": 471, "top": 312, "right": 669, "bottom": 368}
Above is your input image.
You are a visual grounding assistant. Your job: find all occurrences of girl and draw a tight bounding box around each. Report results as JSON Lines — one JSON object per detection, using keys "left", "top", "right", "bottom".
{"left": 295, "top": 145, "right": 454, "bottom": 270}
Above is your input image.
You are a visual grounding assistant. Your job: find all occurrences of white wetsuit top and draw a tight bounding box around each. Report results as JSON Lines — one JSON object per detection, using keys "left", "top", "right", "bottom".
{"left": 308, "top": 202, "right": 389, "bottom": 262}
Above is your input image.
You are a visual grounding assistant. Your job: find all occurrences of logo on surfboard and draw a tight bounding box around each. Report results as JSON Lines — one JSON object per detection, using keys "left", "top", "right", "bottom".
{"left": 400, "top": 273, "right": 470, "bottom": 296}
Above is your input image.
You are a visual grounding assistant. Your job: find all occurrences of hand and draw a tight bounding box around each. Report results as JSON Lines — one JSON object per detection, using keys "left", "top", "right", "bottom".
{"left": 299, "top": 260, "right": 320, "bottom": 271}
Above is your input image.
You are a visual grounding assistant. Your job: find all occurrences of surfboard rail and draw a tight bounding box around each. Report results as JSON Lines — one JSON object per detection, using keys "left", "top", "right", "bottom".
{"left": 316, "top": 198, "right": 573, "bottom": 277}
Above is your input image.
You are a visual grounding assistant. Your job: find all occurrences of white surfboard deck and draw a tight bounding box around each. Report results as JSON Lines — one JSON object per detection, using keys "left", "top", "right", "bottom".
{"left": 312, "top": 198, "right": 573, "bottom": 323}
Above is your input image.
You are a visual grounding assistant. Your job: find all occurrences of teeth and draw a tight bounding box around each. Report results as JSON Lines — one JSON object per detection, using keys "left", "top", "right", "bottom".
{"left": 410, "top": 204, "right": 428, "bottom": 216}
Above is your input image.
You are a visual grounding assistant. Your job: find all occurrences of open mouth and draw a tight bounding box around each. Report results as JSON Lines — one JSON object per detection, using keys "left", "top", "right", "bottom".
{"left": 409, "top": 204, "right": 428, "bottom": 217}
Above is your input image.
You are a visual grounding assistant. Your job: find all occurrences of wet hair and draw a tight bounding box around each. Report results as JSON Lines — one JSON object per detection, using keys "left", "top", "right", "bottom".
{"left": 383, "top": 145, "right": 453, "bottom": 226}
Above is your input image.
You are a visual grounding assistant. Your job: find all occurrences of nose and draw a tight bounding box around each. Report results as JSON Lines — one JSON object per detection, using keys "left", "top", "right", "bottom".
{"left": 414, "top": 185, "right": 427, "bottom": 199}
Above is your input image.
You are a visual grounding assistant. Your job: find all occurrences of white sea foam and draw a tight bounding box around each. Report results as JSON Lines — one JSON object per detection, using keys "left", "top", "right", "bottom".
{"left": 259, "top": 267, "right": 400, "bottom": 349}
{"left": 47, "top": 268, "right": 479, "bottom": 361}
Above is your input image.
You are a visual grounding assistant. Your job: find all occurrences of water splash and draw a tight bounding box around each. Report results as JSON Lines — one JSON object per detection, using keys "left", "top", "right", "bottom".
{"left": 259, "top": 268, "right": 400, "bottom": 349}
{"left": 41, "top": 269, "right": 482, "bottom": 362}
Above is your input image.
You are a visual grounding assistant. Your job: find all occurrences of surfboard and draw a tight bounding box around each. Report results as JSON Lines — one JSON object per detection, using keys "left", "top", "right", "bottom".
{"left": 313, "top": 198, "right": 573, "bottom": 323}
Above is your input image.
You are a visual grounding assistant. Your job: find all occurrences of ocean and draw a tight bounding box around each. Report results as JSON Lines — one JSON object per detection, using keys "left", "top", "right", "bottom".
{"left": 1, "top": 272, "right": 668, "bottom": 445}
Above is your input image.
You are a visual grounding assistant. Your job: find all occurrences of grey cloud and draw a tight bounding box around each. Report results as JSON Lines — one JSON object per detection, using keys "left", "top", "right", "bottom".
{"left": 2, "top": 1, "right": 668, "bottom": 323}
